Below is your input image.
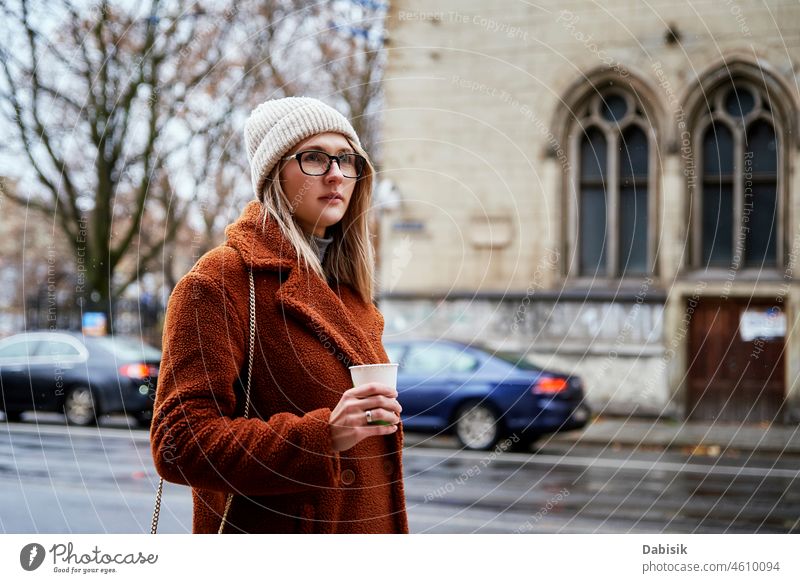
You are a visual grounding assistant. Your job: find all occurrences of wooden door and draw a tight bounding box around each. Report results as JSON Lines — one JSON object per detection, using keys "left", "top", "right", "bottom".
{"left": 687, "top": 297, "right": 786, "bottom": 423}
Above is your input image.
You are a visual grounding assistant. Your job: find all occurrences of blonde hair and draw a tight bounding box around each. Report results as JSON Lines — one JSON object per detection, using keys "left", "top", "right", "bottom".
{"left": 258, "top": 137, "right": 376, "bottom": 303}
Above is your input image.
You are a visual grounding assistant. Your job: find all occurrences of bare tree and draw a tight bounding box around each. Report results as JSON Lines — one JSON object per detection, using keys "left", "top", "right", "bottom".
{"left": 0, "top": 0, "right": 240, "bottom": 319}
{"left": 0, "top": 0, "right": 390, "bottom": 330}
{"left": 0, "top": 176, "right": 77, "bottom": 333}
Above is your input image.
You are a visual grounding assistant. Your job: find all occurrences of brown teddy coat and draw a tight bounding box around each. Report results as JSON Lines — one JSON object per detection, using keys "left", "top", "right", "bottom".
{"left": 150, "top": 200, "right": 409, "bottom": 533}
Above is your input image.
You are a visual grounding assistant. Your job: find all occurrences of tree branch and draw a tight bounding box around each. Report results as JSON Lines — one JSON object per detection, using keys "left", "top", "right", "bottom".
{"left": 20, "top": 0, "right": 83, "bottom": 226}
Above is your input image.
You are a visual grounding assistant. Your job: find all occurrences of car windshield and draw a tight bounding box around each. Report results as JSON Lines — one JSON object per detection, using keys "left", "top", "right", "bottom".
{"left": 490, "top": 350, "right": 541, "bottom": 371}
{"left": 89, "top": 336, "right": 161, "bottom": 361}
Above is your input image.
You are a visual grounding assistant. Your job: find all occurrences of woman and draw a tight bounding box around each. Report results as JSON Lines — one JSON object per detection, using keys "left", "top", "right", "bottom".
{"left": 150, "top": 97, "right": 408, "bottom": 534}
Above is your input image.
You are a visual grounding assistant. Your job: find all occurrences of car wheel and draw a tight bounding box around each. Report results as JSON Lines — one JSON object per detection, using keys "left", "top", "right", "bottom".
{"left": 454, "top": 402, "right": 501, "bottom": 450}
{"left": 134, "top": 411, "right": 152, "bottom": 429}
{"left": 64, "top": 386, "right": 98, "bottom": 426}
{"left": 2, "top": 410, "right": 22, "bottom": 423}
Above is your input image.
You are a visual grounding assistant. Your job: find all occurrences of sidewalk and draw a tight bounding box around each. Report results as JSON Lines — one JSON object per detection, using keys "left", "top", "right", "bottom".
{"left": 544, "top": 415, "right": 800, "bottom": 456}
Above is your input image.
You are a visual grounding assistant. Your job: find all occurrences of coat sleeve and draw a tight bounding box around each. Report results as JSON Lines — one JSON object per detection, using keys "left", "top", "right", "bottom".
{"left": 150, "top": 270, "right": 342, "bottom": 496}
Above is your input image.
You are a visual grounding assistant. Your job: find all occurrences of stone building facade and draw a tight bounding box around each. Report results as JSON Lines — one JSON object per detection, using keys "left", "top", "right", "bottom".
{"left": 378, "top": 0, "right": 800, "bottom": 422}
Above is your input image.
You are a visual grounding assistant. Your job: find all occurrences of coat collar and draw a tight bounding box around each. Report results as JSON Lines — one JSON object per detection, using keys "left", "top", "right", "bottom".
{"left": 224, "top": 200, "right": 297, "bottom": 272}
{"left": 225, "top": 201, "right": 383, "bottom": 368}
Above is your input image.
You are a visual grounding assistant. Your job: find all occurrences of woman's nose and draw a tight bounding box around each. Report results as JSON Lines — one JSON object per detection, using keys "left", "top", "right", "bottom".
{"left": 324, "top": 160, "right": 345, "bottom": 182}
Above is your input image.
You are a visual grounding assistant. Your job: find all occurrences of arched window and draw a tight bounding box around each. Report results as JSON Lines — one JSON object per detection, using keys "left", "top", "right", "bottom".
{"left": 695, "top": 81, "right": 780, "bottom": 269}
{"left": 681, "top": 55, "right": 800, "bottom": 275}
{"left": 570, "top": 90, "right": 655, "bottom": 278}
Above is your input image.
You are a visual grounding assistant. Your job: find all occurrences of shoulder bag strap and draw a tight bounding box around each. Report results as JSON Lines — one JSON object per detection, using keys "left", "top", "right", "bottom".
{"left": 151, "top": 269, "right": 256, "bottom": 534}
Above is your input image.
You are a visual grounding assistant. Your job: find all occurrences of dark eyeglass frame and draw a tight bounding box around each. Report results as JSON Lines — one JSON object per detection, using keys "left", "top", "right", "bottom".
{"left": 282, "top": 150, "right": 367, "bottom": 178}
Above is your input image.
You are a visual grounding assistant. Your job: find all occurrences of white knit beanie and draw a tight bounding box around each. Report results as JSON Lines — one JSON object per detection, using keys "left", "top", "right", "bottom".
{"left": 244, "top": 96, "right": 362, "bottom": 200}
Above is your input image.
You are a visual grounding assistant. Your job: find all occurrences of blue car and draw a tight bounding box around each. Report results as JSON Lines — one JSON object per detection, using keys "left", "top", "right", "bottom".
{"left": 384, "top": 338, "right": 590, "bottom": 450}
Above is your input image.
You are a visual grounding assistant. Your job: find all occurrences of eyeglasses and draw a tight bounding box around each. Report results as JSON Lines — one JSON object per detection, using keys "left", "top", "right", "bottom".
{"left": 282, "top": 150, "right": 367, "bottom": 179}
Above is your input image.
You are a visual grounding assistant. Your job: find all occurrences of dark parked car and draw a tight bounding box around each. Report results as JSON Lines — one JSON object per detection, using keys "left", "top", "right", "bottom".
{"left": 0, "top": 331, "right": 160, "bottom": 427}
{"left": 384, "top": 338, "right": 590, "bottom": 450}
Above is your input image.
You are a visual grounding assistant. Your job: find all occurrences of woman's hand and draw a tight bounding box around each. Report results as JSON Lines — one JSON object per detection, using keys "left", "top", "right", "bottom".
{"left": 329, "top": 382, "right": 402, "bottom": 452}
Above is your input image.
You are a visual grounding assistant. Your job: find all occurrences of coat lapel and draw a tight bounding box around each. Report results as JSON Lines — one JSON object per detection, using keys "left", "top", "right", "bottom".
{"left": 276, "top": 267, "right": 382, "bottom": 368}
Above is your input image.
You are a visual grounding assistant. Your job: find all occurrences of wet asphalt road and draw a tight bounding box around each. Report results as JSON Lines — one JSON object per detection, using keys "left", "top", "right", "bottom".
{"left": 1, "top": 414, "right": 798, "bottom": 533}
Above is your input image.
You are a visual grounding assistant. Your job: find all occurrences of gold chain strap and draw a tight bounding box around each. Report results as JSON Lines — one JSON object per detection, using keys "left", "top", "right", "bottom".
{"left": 151, "top": 270, "right": 256, "bottom": 534}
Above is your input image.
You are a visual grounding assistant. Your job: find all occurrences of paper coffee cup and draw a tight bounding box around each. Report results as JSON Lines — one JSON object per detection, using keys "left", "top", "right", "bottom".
{"left": 349, "top": 363, "right": 399, "bottom": 425}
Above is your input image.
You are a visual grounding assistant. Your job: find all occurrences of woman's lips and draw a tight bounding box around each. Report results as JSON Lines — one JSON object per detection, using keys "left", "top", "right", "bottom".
{"left": 319, "top": 194, "right": 344, "bottom": 204}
